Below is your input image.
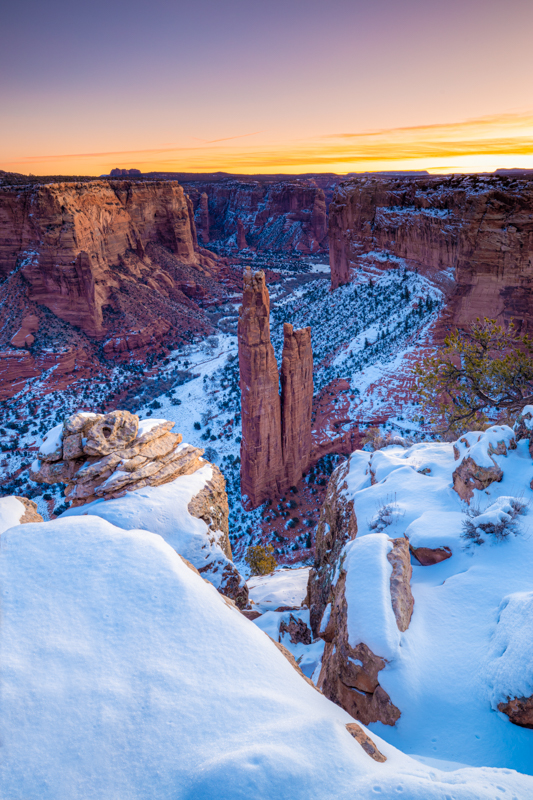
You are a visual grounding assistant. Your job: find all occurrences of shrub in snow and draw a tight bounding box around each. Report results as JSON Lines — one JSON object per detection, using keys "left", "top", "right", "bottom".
{"left": 245, "top": 544, "right": 278, "bottom": 576}
{"left": 462, "top": 496, "right": 527, "bottom": 545}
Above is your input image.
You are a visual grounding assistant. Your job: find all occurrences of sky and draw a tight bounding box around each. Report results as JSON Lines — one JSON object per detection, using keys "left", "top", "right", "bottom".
{"left": 1, "top": 0, "right": 533, "bottom": 176}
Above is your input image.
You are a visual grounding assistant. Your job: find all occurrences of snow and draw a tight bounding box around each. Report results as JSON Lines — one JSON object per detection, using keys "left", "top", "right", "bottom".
{"left": 136, "top": 418, "right": 167, "bottom": 436}
{"left": 0, "top": 496, "right": 26, "bottom": 534}
{"left": 454, "top": 425, "right": 516, "bottom": 469}
{"left": 38, "top": 421, "right": 63, "bottom": 458}
{"left": 331, "top": 426, "right": 533, "bottom": 773}
{"left": 344, "top": 534, "right": 400, "bottom": 661}
{"left": 62, "top": 465, "right": 234, "bottom": 588}
{"left": 485, "top": 591, "right": 533, "bottom": 710}
{"left": 2, "top": 514, "right": 532, "bottom": 799}
{"left": 248, "top": 566, "right": 310, "bottom": 611}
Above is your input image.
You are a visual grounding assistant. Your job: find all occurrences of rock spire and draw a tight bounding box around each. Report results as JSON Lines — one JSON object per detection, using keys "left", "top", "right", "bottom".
{"left": 238, "top": 268, "right": 313, "bottom": 508}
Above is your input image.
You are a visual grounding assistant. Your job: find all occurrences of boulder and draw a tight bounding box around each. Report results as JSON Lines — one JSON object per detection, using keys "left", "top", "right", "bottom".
{"left": 452, "top": 426, "right": 515, "bottom": 502}
{"left": 498, "top": 696, "right": 533, "bottom": 729}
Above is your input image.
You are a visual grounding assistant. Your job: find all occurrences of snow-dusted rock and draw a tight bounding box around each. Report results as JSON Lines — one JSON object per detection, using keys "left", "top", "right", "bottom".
{"left": 31, "top": 411, "right": 203, "bottom": 506}
{"left": 452, "top": 425, "right": 516, "bottom": 502}
{"left": 315, "top": 535, "right": 412, "bottom": 726}
{"left": 306, "top": 422, "right": 533, "bottom": 770}
{"left": 0, "top": 496, "right": 43, "bottom": 533}
{"left": 2, "top": 516, "right": 533, "bottom": 797}
{"left": 486, "top": 591, "right": 533, "bottom": 728}
{"left": 31, "top": 410, "right": 247, "bottom": 606}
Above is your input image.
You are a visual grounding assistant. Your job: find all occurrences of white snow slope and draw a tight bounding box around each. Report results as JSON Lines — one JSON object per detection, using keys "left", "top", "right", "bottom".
{"left": 2, "top": 515, "right": 532, "bottom": 799}
{"left": 333, "top": 424, "right": 533, "bottom": 774}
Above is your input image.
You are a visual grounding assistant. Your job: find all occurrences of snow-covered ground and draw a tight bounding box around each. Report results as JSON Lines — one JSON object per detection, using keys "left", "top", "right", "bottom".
{"left": 2, "top": 512, "right": 532, "bottom": 799}
{"left": 321, "top": 424, "right": 533, "bottom": 774}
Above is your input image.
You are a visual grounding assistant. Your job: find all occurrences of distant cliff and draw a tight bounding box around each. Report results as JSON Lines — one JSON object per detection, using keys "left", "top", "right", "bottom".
{"left": 186, "top": 180, "right": 329, "bottom": 253}
{"left": 329, "top": 174, "right": 533, "bottom": 330}
{"left": 0, "top": 180, "right": 229, "bottom": 397}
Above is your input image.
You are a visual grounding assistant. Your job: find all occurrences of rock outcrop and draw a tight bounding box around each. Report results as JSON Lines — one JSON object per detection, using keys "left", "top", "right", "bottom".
{"left": 328, "top": 174, "right": 533, "bottom": 331}
{"left": 188, "top": 180, "right": 329, "bottom": 253}
{"left": 238, "top": 269, "right": 313, "bottom": 508}
{"left": 0, "top": 180, "right": 209, "bottom": 337}
{"left": 30, "top": 410, "right": 247, "bottom": 606}
{"left": 451, "top": 426, "right": 516, "bottom": 502}
{"left": 238, "top": 269, "right": 284, "bottom": 508}
{"left": 30, "top": 410, "right": 206, "bottom": 507}
{"left": 0, "top": 178, "right": 238, "bottom": 397}
{"left": 498, "top": 696, "right": 533, "bottom": 729}
{"left": 0, "top": 495, "right": 44, "bottom": 534}
{"left": 314, "top": 536, "right": 412, "bottom": 727}
{"left": 197, "top": 192, "right": 210, "bottom": 243}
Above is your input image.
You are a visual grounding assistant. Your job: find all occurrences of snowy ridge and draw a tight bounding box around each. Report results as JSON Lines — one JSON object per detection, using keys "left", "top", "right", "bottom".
{"left": 1, "top": 514, "right": 532, "bottom": 798}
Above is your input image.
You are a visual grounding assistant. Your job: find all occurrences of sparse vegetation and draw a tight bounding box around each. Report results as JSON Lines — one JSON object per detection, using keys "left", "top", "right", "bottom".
{"left": 415, "top": 318, "right": 533, "bottom": 432}
{"left": 462, "top": 498, "right": 528, "bottom": 546}
{"left": 245, "top": 544, "right": 278, "bottom": 576}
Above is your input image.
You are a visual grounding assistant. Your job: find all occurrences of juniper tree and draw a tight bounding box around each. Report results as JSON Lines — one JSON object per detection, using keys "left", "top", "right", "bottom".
{"left": 414, "top": 318, "right": 533, "bottom": 432}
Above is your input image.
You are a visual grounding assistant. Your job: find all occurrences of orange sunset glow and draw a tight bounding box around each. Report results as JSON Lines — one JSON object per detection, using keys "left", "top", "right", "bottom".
{"left": 2, "top": 0, "right": 533, "bottom": 177}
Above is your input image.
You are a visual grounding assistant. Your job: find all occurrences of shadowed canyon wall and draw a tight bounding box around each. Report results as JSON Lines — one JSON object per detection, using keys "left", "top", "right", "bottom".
{"left": 238, "top": 269, "right": 313, "bottom": 508}
{"left": 187, "top": 180, "right": 328, "bottom": 254}
{"left": 329, "top": 174, "right": 533, "bottom": 330}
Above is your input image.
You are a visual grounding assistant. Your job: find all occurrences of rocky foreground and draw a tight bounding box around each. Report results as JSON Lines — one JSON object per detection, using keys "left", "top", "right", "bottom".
{"left": 1, "top": 409, "right": 533, "bottom": 796}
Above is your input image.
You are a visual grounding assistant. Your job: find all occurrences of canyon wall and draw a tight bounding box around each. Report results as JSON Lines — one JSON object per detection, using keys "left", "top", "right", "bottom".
{"left": 0, "top": 179, "right": 236, "bottom": 397}
{"left": 0, "top": 180, "right": 210, "bottom": 338}
{"left": 329, "top": 174, "right": 533, "bottom": 330}
{"left": 238, "top": 269, "right": 313, "bottom": 508}
{"left": 187, "top": 180, "right": 329, "bottom": 253}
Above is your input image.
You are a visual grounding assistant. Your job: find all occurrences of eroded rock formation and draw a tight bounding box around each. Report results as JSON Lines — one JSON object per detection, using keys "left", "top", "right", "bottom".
{"left": 329, "top": 174, "right": 533, "bottom": 330}
{"left": 281, "top": 323, "right": 313, "bottom": 488}
{"left": 451, "top": 426, "right": 515, "bottom": 502}
{"left": 238, "top": 269, "right": 313, "bottom": 508}
{"left": 31, "top": 410, "right": 206, "bottom": 506}
{"left": 30, "top": 409, "right": 247, "bottom": 606}
{"left": 0, "top": 178, "right": 239, "bottom": 397}
{"left": 238, "top": 269, "right": 284, "bottom": 507}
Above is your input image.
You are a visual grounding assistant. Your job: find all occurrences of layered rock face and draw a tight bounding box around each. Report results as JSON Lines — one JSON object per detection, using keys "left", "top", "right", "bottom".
{"left": 329, "top": 174, "right": 533, "bottom": 329}
{"left": 30, "top": 409, "right": 247, "bottom": 606}
{"left": 0, "top": 179, "right": 211, "bottom": 339}
{"left": 0, "top": 179, "right": 237, "bottom": 397}
{"left": 238, "top": 269, "right": 313, "bottom": 508}
{"left": 188, "top": 180, "right": 329, "bottom": 253}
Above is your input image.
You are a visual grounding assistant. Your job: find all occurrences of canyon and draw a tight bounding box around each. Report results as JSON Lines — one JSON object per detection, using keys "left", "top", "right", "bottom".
{"left": 186, "top": 178, "right": 329, "bottom": 254}
{"left": 329, "top": 173, "right": 533, "bottom": 331}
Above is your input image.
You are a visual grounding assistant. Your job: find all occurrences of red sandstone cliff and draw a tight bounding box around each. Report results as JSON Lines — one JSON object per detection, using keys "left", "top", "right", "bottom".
{"left": 238, "top": 270, "right": 313, "bottom": 508}
{"left": 329, "top": 174, "right": 533, "bottom": 330}
{"left": 0, "top": 179, "right": 241, "bottom": 398}
{"left": 0, "top": 180, "right": 214, "bottom": 339}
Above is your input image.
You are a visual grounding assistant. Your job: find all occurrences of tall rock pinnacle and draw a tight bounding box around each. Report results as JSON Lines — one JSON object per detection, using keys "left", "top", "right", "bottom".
{"left": 238, "top": 269, "right": 313, "bottom": 509}
{"left": 281, "top": 322, "right": 313, "bottom": 488}
{"left": 238, "top": 268, "right": 283, "bottom": 508}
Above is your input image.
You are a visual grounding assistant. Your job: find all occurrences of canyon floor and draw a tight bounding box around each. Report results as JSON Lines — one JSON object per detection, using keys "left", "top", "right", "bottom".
{"left": 2, "top": 248, "right": 444, "bottom": 574}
